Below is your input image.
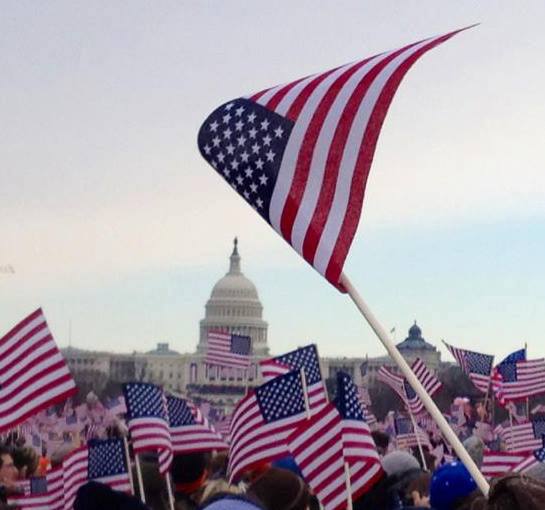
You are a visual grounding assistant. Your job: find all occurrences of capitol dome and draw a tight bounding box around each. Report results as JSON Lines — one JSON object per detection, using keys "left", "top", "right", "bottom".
{"left": 197, "top": 239, "right": 269, "bottom": 356}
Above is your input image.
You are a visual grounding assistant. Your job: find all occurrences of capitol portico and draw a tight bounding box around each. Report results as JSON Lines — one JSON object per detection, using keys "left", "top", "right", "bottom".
{"left": 62, "top": 238, "right": 443, "bottom": 412}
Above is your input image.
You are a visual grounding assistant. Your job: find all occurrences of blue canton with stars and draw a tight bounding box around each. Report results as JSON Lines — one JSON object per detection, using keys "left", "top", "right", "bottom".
{"left": 532, "top": 419, "right": 545, "bottom": 439}
{"left": 122, "top": 383, "right": 168, "bottom": 420}
{"left": 535, "top": 446, "right": 545, "bottom": 463}
{"left": 499, "top": 349, "right": 526, "bottom": 365}
{"left": 198, "top": 98, "right": 294, "bottom": 221}
{"left": 166, "top": 396, "right": 196, "bottom": 427}
{"left": 403, "top": 380, "right": 417, "bottom": 400}
{"left": 273, "top": 344, "right": 323, "bottom": 386}
{"left": 30, "top": 477, "right": 47, "bottom": 495}
{"left": 395, "top": 417, "right": 414, "bottom": 435}
{"left": 88, "top": 439, "right": 128, "bottom": 479}
{"left": 231, "top": 334, "right": 251, "bottom": 355}
{"left": 497, "top": 362, "right": 518, "bottom": 382}
{"left": 464, "top": 351, "right": 494, "bottom": 376}
{"left": 496, "top": 349, "right": 526, "bottom": 382}
{"left": 334, "top": 371, "right": 366, "bottom": 422}
{"left": 255, "top": 370, "right": 305, "bottom": 423}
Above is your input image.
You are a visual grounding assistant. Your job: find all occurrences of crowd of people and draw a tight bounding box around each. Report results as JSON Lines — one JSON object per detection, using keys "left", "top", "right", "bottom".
{"left": 1, "top": 420, "right": 544, "bottom": 510}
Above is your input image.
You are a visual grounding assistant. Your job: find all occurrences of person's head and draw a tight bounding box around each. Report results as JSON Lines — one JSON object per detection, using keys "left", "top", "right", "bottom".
{"left": 429, "top": 461, "right": 477, "bottom": 510}
{"left": 381, "top": 451, "right": 420, "bottom": 478}
{"left": 200, "top": 494, "right": 264, "bottom": 510}
{"left": 200, "top": 479, "right": 243, "bottom": 505}
{"left": 371, "top": 431, "right": 390, "bottom": 456}
{"left": 0, "top": 447, "right": 18, "bottom": 485}
{"left": 209, "top": 452, "right": 229, "bottom": 480}
{"left": 248, "top": 467, "right": 310, "bottom": 510}
{"left": 74, "top": 481, "right": 149, "bottom": 510}
{"left": 271, "top": 456, "right": 304, "bottom": 479}
{"left": 11, "top": 447, "right": 39, "bottom": 478}
{"left": 462, "top": 436, "right": 484, "bottom": 468}
{"left": 406, "top": 472, "right": 432, "bottom": 508}
{"left": 171, "top": 453, "right": 209, "bottom": 496}
{"left": 50, "top": 443, "right": 74, "bottom": 468}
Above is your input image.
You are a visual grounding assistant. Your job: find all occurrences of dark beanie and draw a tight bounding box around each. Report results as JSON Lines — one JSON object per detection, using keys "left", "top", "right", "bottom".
{"left": 171, "top": 452, "right": 208, "bottom": 486}
{"left": 248, "top": 467, "right": 310, "bottom": 510}
{"left": 74, "top": 481, "right": 150, "bottom": 510}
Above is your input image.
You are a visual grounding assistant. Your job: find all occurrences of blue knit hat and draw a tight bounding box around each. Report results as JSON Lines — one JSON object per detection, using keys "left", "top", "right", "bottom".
{"left": 200, "top": 494, "right": 264, "bottom": 510}
{"left": 430, "top": 461, "right": 477, "bottom": 510}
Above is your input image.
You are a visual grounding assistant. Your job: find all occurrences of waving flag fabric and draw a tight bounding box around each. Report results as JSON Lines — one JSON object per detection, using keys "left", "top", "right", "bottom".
{"left": 493, "top": 358, "right": 545, "bottom": 402}
{"left": 334, "top": 372, "right": 383, "bottom": 499}
{"left": 503, "top": 418, "right": 545, "bottom": 453}
{"left": 377, "top": 359, "right": 441, "bottom": 415}
{"left": 0, "top": 309, "right": 77, "bottom": 432}
{"left": 63, "top": 439, "right": 132, "bottom": 509}
{"left": 198, "top": 29, "right": 470, "bottom": 290}
{"left": 122, "top": 382, "right": 172, "bottom": 475}
{"left": 443, "top": 342, "right": 494, "bottom": 393}
{"left": 228, "top": 370, "right": 308, "bottom": 481}
{"left": 259, "top": 344, "right": 327, "bottom": 412}
{"left": 288, "top": 403, "right": 348, "bottom": 510}
{"left": 205, "top": 330, "right": 252, "bottom": 369}
{"left": 395, "top": 417, "right": 431, "bottom": 450}
{"left": 167, "top": 395, "right": 228, "bottom": 454}
{"left": 512, "top": 445, "right": 545, "bottom": 473}
{"left": 7, "top": 467, "right": 64, "bottom": 510}
{"left": 481, "top": 451, "right": 527, "bottom": 479}
{"left": 215, "top": 414, "right": 232, "bottom": 443}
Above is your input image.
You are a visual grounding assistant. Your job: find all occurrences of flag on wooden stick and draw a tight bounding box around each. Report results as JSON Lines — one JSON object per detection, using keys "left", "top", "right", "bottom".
{"left": 260, "top": 344, "right": 327, "bottom": 411}
{"left": 0, "top": 309, "right": 77, "bottom": 432}
{"left": 288, "top": 403, "right": 349, "bottom": 510}
{"left": 228, "top": 370, "right": 308, "bottom": 481}
{"left": 167, "top": 395, "right": 228, "bottom": 454}
{"left": 443, "top": 342, "right": 494, "bottom": 394}
{"left": 122, "top": 383, "right": 173, "bottom": 475}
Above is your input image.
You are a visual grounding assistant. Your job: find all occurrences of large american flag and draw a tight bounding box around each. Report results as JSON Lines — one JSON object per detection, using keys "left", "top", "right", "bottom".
{"left": 493, "top": 357, "right": 545, "bottom": 402}
{"left": 377, "top": 358, "right": 441, "bottom": 415}
{"left": 122, "top": 382, "right": 172, "bottom": 475}
{"left": 334, "top": 372, "right": 383, "bottom": 500}
{"left": 0, "top": 309, "right": 77, "bottom": 432}
{"left": 198, "top": 29, "right": 469, "bottom": 290}
{"left": 205, "top": 330, "right": 252, "bottom": 369}
{"left": 481, "top": 451, "right": 527, "bottom": 479}
{"left": 259, "top": 344, "right": 327, "bottom": 411}
{"left": 444, "top": 341, "right": 494, "bottom": 394}
{"left": 63, "top": 439, "right": 132, "bottom": 510}
{"left": 503, "top": 418, "right": 545, "bottom": 453}
{"left": 167, "top": 395, "right": 228, "bottom": 454}
{"left": 228, "top": 370, "right": 308, "bottom": 482}
{"left": 7, "top": 466, "right": 64, "bottom": 510}
{"left": 288, "top": 403, "right": 349, "bottom": 510}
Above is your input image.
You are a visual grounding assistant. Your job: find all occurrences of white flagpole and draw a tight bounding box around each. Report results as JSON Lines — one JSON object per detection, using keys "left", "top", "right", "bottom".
{"left": 344, "top": 461, "right": 353, "bottom": 510}
{"left": 122, "top": 437, "right": 135, "bottom": 496}
{"left": 408, "top": 410, "right": 428, "bottom": 471}
{"left": 340, "top": 273, "right": 489, "bottom": 496}
{"left": 300, "top": 368, "right": 311, "bottom": 419}
{"left": 134, "top": 454, "right": 146, "bottom": 503}
{"left": 166, "top": 472, "right": 176, "bottom": 510}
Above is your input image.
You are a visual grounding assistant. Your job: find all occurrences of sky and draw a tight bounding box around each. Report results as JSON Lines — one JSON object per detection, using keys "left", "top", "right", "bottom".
{"left": 1, "top": 1, "right": 544, "bottom": 361}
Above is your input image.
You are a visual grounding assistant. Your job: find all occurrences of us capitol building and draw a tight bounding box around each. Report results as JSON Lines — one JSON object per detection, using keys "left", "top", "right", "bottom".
{"left": 63, "top": 239, "right": 442, "bottom": 411}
